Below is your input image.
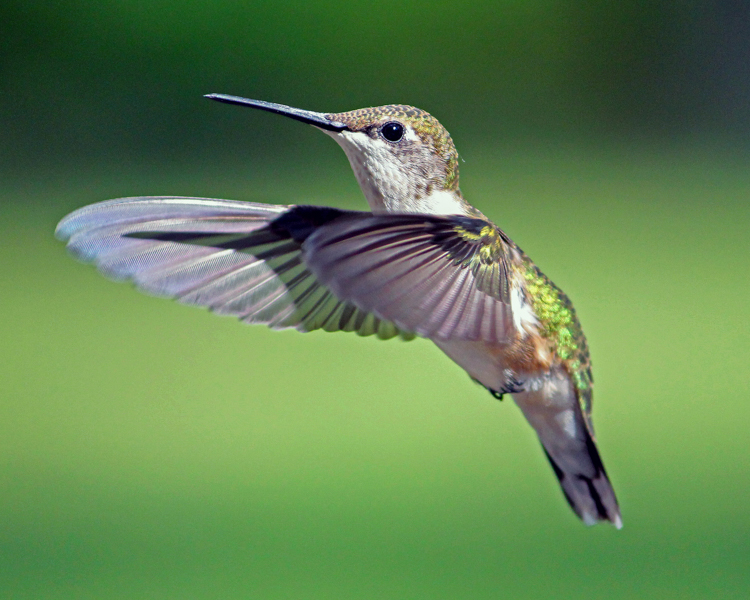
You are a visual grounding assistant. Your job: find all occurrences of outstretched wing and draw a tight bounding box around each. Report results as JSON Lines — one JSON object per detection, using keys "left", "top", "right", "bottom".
{"left": 57, "top": 198, "right": 515, "bottom": 343}
{"left": 55, "top": 197, "right": 414, "bottom": 340}
{"left": 303, "top": 214, "right": 515, "bottom": 343}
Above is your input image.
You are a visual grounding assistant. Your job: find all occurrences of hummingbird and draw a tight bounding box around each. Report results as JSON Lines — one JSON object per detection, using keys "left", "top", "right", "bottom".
{"left": 56, "top": 94, "right": 622, "bottom": 528}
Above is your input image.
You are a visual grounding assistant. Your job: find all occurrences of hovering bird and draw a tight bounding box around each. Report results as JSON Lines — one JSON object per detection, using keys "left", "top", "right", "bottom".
{"left": 56, "top": 94, "right": 622, "bottom": 528}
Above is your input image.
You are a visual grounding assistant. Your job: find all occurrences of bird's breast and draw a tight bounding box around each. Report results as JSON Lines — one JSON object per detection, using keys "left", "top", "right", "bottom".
{"left": 502, "top": 332, "right": 555, "bottom": 374}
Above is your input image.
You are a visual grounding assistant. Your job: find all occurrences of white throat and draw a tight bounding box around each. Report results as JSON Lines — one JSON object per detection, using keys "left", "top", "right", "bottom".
{"left": 324, "top": 129, "right": 468, "bottom": 217}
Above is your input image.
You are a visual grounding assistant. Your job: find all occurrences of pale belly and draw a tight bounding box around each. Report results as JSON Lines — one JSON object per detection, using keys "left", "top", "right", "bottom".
{"left": 432, "top": 336, "right": 554, "bottom": 394}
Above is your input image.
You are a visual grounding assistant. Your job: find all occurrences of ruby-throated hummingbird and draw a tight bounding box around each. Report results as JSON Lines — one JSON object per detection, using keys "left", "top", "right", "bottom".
{"left": 56, "top": 94, "right": 622, "bottom": 528}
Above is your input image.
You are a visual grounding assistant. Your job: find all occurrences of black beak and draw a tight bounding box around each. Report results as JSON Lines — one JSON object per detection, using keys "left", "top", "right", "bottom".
{"left": 205, "top": 94, "right": 348, "bottom": 132}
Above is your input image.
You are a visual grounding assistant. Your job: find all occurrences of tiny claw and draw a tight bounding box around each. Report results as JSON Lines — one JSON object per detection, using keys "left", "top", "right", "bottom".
{"left": 470, "top": 373, "right": 525, "bottom": 401}
{"left": 488, "top": 375, "right": 526, "bottom": 400}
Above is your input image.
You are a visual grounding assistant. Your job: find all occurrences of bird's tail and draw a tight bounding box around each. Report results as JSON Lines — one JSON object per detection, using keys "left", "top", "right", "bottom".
{"left": 513, "top": 380, "right": 622, "bottom": 528}
{"left": 542, "top": 427, "right": 622, "bottom": 528}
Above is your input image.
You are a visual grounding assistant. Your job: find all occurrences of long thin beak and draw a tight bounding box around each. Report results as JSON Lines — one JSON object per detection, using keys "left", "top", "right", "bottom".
{"left": 205, "top": 94, "right": 348, "bottom": 132}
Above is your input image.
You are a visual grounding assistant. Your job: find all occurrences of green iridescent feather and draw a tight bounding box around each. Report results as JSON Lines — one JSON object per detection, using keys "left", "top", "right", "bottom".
{"left": 521, "top": 259, "right": 595, "bottom": 429}
{"left": 452, "top": 221, "right": 510, "bottom": 302}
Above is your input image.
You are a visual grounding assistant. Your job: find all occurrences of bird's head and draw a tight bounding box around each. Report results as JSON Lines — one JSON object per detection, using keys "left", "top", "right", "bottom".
{"left": 206, "top": 94, "right": 466, "bottom": 215}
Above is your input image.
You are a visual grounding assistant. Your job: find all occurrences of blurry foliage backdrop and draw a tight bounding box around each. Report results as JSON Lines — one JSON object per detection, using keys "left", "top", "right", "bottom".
{"left": 4, "top": 0, "right": 750, "bottom": 171}
{"left": 1, "top": 2, "right": 749, "bottom": 599}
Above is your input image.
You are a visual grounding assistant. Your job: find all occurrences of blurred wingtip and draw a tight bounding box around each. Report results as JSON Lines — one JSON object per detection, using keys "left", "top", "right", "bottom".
{"left": 55, "top": 214, "right": 74, "bottom": 242}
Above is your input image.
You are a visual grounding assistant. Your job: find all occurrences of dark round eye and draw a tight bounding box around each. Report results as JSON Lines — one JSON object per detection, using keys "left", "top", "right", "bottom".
{"left": 380, "top": 121, "right": 404, "bottom": 142}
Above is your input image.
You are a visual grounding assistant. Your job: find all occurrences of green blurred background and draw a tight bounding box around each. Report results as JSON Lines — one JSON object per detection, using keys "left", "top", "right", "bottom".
{"left": 2, "top": 2, "right": 749, "bottom": 598}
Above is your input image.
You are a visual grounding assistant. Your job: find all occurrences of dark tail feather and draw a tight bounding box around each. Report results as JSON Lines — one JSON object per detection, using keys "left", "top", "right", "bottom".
{"left": 542, "top": 428, "right": 622, "bottom": 529}
{"left": 512, "top": 381, "right": 622, "bottom": 528}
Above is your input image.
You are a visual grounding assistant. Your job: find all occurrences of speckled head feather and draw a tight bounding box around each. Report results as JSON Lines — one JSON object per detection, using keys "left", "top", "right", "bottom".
{"left": 327, "top": 105, "right": 460, "bottom": 192}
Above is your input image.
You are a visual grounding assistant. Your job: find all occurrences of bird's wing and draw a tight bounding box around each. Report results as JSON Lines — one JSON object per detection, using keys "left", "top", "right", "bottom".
{"left": 303, "top": 213, "right": 514, "bottom": 343}
{"left": 55, "top": 197, "right": 414, "bottom": 340}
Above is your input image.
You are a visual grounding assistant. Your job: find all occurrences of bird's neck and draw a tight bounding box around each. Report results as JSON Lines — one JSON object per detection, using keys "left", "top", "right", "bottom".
{"left": 391, "top": 188, "right": 471, "bottom": 216}
{"left": 331, "top": 130, "right": 473, "bottom": 216}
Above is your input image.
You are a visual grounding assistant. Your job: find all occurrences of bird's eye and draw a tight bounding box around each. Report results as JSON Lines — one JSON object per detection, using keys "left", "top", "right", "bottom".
{"left": 380, "top": 122, "right": 404, "bottom": 143}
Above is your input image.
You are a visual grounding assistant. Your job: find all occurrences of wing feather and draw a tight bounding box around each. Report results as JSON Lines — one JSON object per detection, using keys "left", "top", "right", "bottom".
{"left": 304, "top": 215, "right": 514, "bottom": 343}
{"left": 58, "top": 199, "right": 514, "bottom": 343}
{"left": 56, "top": 197, "right": 414, "bottom": 340}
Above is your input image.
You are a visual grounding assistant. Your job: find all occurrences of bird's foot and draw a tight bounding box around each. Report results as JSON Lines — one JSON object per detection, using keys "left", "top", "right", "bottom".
{"left": 488, "top": 375, "right": 525, "bottom": 400}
